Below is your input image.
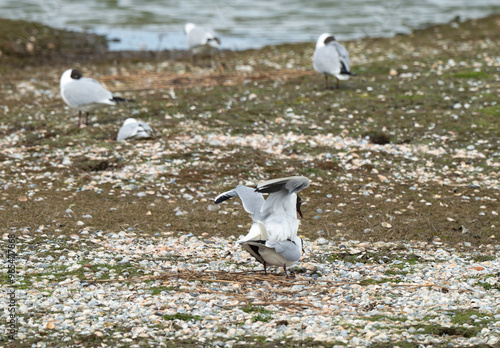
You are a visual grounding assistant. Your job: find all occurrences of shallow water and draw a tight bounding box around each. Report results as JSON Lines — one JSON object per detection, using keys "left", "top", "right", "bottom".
{"left": 2, "top": 0, "right": 500, "bottom": 50}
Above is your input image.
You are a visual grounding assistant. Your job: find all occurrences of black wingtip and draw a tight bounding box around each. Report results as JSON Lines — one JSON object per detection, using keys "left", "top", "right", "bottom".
{"left": 111, "top": 97, "right": 135, "bottom": 103}
{"left": 255, "top": 181, "right": 288, "bottom": 194}
{"left": 214, "top": 193, "right": 231, "bottom": 204}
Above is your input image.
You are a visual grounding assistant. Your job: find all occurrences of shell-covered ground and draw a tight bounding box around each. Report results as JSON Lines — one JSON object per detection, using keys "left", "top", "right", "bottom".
{"left": 0, "top": 14, "right": 499, "bottom": 347}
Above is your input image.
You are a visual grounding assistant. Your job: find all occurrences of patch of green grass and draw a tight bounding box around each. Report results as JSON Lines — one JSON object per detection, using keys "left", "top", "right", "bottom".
{"left": 470, "top": 254, "right": 496, "bottom": 262}
{"left": 163, "top": 313, "right": 202, "bottom": 321}
{"left": 452, "top": 70, "right": 489, "bottom": 79}
{"left": 326, "top": 253, "right": 362, "bottom": 264}
{"left": 468, "top": 274, "right": 500, "bottom": 291}
{"left": 480, "top": 105, "right": 500, "bottom": 117}
{"left": 403, "top": 309, "right": 494, "bottom": 339}
{"left": 241, "top": 303, "right": 272, "bottom": 315}
{"left": 384, "top": 269, "right": 409, "bottom": 276}
{"left": 366, "top": 315, "right": 407, "bottom": 322}
{"left": 411, "top": 323, "right": 479, "bottom": 338}
{"left": 450, "top": 309, "right": 492, "bottom": 326}
{"left": 252, "top": 314, "right": 272, "bottom": 323}
{"left": 149, "top": 285, "right": 175, "bottom": 295}
{"left": 251, "top": 335, "right": 267, "bottom": 342}
{"left": 299, "top": 167, "right": 327, "bottom": 177}
{"left": 476, "top": 281, "right": 499, "bottom": 291}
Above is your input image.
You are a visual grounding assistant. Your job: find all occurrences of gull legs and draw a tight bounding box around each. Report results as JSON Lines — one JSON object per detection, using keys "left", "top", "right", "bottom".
{"left": 77, "top": 111, "right": 90, "bottom": 127}
{"left": 323, "top": 74, "right": 340, "bottom": 90}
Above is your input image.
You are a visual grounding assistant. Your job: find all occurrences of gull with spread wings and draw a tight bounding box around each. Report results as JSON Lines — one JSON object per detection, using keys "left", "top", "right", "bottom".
{"left": 214, "top": 176, "right": 310, "bottom": 276}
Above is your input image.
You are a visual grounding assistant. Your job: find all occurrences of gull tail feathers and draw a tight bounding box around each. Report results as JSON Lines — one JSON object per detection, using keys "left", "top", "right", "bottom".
{"left": 111, "top": 96, "right": 135, "bottom": 103}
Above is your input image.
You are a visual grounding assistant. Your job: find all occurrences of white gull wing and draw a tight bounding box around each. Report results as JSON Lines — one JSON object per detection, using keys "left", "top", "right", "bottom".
{"left": 214, "top": 185, "right": 264, "bottom": 218}
{"left": 332, "top": 41, "right": 350, "bottom": 73}
{"left": 254, "top": 176, "right": 310, "bottom": 241}
{"left": 61, "top": 77, "right": 115, "bottom": 111}
{"left": 256, "top": 176, "right": 310, "bottom": 216}
{"left": 214, "top": 185, "right": 267, "bottom": 241}
{"left": 256, "top": 176, "right": 311, "bottom": 195}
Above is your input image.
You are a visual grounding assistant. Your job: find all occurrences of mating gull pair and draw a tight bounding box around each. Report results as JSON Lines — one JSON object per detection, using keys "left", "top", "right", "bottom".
{"left": 215, "top": 176, "right": 310, "bottom": 277}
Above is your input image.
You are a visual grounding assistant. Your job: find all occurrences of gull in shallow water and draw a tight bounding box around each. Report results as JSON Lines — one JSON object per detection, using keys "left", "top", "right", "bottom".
{"left": 313, "top": 33, "right": 353, "bottom": 89}
{"left": 184, "top": 23, "right": 221, "bottom": 57}
{"left": 60, "top": 69, "right": 133, "bottom": 127}
{"left": 214, "top": 176, "right": 310, "bottom": 276}
{"left": 116, "top": 118, "right": 155, "bottom": 141}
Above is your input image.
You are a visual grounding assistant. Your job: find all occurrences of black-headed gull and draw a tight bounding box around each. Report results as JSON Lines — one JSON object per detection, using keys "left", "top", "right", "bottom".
{"left": 214, "top": 176, "right": 310, "bottom": 275}
{"left": 313, "top": 33, "right": 353, "bottom": 89}
{"left": 116, "top": 118, "right": 155, "bottom": 141}
{"left": 60, "top": 69, "right": 133, "bottom": 127}
{"left": 184, "top": 23, "right": 221, "bottom": 57}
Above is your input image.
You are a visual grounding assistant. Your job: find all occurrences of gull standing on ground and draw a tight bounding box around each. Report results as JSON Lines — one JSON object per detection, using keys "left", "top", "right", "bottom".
{"left": 239, "top": 236, "right": 303, "bottom": 278}
{"left": 60, "top": 69, "right": 133, "bottom": 127}
{"left": 116, "top": 118, "right": 155, "bottom": 141}
{"left": 184, "top": 23, "right": 221, "bottom": 57}
{"left": 313, "top": 33, "right": 353, "bottom": 89}
{"left": 214, "top": 176, "right": 310, "bottom": 276}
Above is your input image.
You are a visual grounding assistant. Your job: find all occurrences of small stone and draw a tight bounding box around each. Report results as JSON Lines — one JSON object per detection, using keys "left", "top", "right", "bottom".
{"left": 469, "top": 266, "right": 485, "bottom": 271}
{"left": 207, "top": 204, "right": 220, "bottom": 211}
{"left": 317, "top": 238, "right": 328, "bottom": 245}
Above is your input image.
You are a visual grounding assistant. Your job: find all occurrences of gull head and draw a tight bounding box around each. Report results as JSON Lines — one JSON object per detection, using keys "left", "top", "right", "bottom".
{"left": 123, "top": 118, "right": 138, "bottom": 126}
{"left": 70, "top": 69, "right": 83, "bottom": 79}
{"left": 184, "top": 23, "right": 196, "bottom": 35}
{"left": 61, "top": 68, "right": 83, "bottom": 87}
{"left": 316, "top": 33, "right": 335, "bottom": 49}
